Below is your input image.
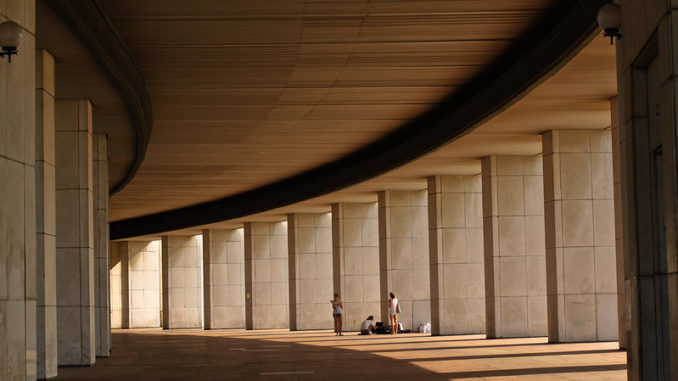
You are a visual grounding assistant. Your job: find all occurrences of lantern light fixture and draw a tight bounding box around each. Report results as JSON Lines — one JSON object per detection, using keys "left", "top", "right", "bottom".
{"left": 597, "top": 3, "right": 622, "bottom": 45}
{"left": 0, "top": 21, "right": 23, "bottom": 62}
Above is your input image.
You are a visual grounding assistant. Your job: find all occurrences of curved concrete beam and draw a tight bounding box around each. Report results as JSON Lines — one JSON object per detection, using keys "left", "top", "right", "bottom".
{"left": 46, "top": 0, "right": 153, "bottom": 195}
{"left": 110, "top": 0, "right": 605, "bottom": 239}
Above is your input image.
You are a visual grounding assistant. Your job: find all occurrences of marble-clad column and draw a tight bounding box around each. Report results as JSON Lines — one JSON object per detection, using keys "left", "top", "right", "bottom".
{"left": 610, "top": 97, "right": 627, "bottom": 349}
{"left": 126, "top": 241, "right": 161, "bottom": 328}
{"left": 244, "top": 222, "right": 289, "bottom": 329}
{"left": 331, "top": 203, "right": 380, "bottom": 331}
{"left": 615, "top": 6, "right": 678, "bottom": 375}
{"left": 428, "top": 175, "right": 485, "bottom": 335}
{"left": 542, "top": 130, "right": 618, "bottom": 343}
{"left": 35, "top": 48, "right": 57, "bottom": 378}
{"left": 55, "top": 99, "right": 95, "bottom": 366}
{"left": 161, "top": 236, "right": 203, "bottom": 329}
{"left": 203, "top": 229, "right": 245, "bottom": 329}
{"left": 481, "top": 155, "right": 547, "bottom": 338}
{"left": 0, "top": 2, "right": 37, "bottom": 379}
{"left": 109, "top": 242, "right": 126, "bottom": 329}
{"left": 93, "top": 134, "right": 110, "bottom": 356}
{"left": 288, "top": 213, "right": 333, "bottom": 331}
{"left": 378, "top": 190, "right": 430, "bottom": 331}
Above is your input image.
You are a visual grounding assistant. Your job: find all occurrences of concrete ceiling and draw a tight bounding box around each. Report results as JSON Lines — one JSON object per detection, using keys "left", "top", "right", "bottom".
{"left": 97, "top": 0, "right": 559, "bottom": 222}
{"left": 149, "top": 33, "right": 616, "bottom": 237}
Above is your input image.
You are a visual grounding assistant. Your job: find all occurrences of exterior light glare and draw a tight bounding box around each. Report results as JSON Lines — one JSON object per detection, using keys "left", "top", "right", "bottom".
{"left": 0, "top": 21, "right": 23, "bottom": 62}
{"left": 597, "top": 3, "right": 621, "bottom": 45}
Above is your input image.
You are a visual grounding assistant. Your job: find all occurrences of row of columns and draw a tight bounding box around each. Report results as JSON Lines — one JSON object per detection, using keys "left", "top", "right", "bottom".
{"left": 112, "top": 128, "right": 622, "bottom": 346}
{"left": 30, "top": 49, "right": 112, "bottom": 379}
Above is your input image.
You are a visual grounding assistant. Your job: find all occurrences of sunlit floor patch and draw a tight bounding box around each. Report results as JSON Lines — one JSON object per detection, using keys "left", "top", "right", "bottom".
{"left": 54, "top": 329, "right": 626, "bottom": 380}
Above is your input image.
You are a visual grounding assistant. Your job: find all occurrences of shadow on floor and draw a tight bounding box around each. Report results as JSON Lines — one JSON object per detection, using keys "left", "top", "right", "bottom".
{"left": 53, "top": 330, "right": 626, "bottom": 381}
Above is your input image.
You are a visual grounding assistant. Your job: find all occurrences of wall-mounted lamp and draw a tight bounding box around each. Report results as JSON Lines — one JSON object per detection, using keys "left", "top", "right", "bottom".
{"left": 597, "top": 3, "right": 621, "bottom": 45}
{"left": 0, "top": 21, "right": 23, "bottom": 62}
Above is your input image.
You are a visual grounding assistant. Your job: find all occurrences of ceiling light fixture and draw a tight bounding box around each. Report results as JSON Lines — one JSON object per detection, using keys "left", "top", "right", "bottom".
{"left": 0, "top": 21, "right": 23, "bottom": 62}
{"left": 597, "top": 2, "right": 622, "bottom": 45}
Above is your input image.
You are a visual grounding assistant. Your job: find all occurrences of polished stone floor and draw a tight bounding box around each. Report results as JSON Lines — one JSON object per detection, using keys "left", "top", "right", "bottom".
{"left": 55, "top": 329, "right": 626, "bottom": 380}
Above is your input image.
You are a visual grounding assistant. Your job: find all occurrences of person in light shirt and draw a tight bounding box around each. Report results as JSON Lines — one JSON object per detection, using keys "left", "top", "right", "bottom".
{"left": 331, "top": 293, "right": 344, "bottom": 336}
{"left": 360, "top": 316, "right": 376, "bottom": 335}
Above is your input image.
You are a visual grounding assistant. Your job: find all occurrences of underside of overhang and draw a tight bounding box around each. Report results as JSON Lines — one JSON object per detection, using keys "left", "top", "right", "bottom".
{"left": 39, "top": 1, "right": 613, "bottom": 239}
{"left": 104, "top": 0, "right": 612, "bottom": 239}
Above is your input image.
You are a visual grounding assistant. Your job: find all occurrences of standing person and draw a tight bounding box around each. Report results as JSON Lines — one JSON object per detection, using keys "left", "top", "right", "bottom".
{"left": 388, "top": 292, "right": 399, "bottom": 335}
{"left": 331, "top": 293, "right": 343, "bottom": 336}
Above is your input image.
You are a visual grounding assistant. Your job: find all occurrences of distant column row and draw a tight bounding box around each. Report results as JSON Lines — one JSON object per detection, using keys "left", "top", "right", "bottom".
{"left": 111, "top": 127, "right": 622, "bottom": 343}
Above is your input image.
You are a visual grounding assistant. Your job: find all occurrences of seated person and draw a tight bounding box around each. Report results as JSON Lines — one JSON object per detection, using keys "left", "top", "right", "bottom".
{"left": 360, "top": 316, "right": 376, "bottom": 335}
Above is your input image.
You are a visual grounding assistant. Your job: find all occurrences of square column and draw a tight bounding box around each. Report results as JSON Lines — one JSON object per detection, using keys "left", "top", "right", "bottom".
{"left": 93, "top": 134, "right": 110, "bottom": 356}
{"left": 288, "top": 213, "right": 334, "bottom": 331}
{"left": 428, "top": 175, "right": 485, "bottom": 335}
{"left": 55, "top": 99, "right": 95, "bottom": 366}
{"left": 615, "top": 7, "right": 678, "bottom": 376}
{"left": 126, "top": 241, "right": 161, "bottom": 328}
{"left": 378, "top": 190, "right": 430, "bottom": 330}
{"left": 35, "top": 49, "right": 57, "bottom": 378}
{"left": 542, "top": 130, "right": 618, "bottom": 343}
{"left": 244, "top": 222, "right": 289, "bottom": 329}
{"left": 161, "top": 236, "right": 203, "bottom": 329}
{"left": 109, "top": 242, "right": 127, "bottom": 329}
{"left": 203, "top": 229, "right": 245, "bottom": 329}
{"left": 0, "top": 5, "right": 37, "bottom": 379}
{"left": 610, "top": 97, "right": 626, "bottom": 349}
{"left": 332, "top": 203, "right": 380, "bottom": 330}
{"left": 481, "top": 155, "right": 547, "bottom": 338}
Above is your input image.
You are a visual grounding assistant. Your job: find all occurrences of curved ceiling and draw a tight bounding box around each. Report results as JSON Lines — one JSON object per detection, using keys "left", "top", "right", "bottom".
{"left": 36, "top": 0, "right": 152, "bottom": 194}
{"left": 100, "top": 0, "right": 563, "bottom": 223}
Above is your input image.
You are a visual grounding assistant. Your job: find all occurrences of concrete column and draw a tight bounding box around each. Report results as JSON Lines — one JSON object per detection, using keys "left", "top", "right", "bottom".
{"left": 331, "top": 203, "right": 380, "bottom": 331}
{"left": 378, "top": 190, "right": 430, "bottom": 331}
{"left": 109, "top": 242, "right": 126, "bottom": 329}
{"left": 35, "top": 49, "right": 57, "bottom": 378}
{"left": 428, "top": 175, "right": 485, "bottom": 335}
{"left": 55, "top": 99, "right": 95, "bottom": 366}
{"left": 202, "top": 229, "right": 245, "bottom": 329}
{"left": 542, "top": 130, "right": 618, "bottom": 343}
{"left": 244, "top": 222, "right": 289, "bottom": 329}
{"left": 0, "top": 3, "right": 37, "bottom": 379}
{"left": 481, "top": 155, "right": 547, "bottom": 338}
{"left": 610, "top": 97, "right": 627, "bottom": 349}
{"left": 616, "top": 2, "right": 678, "bottom": 377}
{"left": 125, "top": 241, "right": 161, "bottom": 328}
{"left": 93, "top": 134, "right": 110, "bottom": 356}
{"left": 288, "top": 213, "right": 333, "bottom": 331}
{"left": 161, "top": 236, "right": 202, "bottom": 329}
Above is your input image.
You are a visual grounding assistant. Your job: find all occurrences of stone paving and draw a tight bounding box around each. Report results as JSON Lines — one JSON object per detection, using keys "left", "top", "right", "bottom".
{"left": 55, "top": 329, "right": 627, "bottom": 380}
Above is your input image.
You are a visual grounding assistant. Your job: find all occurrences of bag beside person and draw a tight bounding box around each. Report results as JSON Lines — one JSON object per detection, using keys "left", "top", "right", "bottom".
{"left": 396, "top": 303, "right": 401, "bottom": 313}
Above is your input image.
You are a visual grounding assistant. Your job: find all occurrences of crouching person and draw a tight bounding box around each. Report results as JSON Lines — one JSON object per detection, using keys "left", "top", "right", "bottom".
{"left": 360, "top": 316, "right": 376, "bottom": 335}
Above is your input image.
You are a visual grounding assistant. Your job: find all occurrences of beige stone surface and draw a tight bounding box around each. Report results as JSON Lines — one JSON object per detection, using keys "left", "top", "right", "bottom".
{"left": 35, "top": 48, "right": 57, "bottom": 379}
{"left": 481, "top": 155, "right": 547, "bottom": 338}
{"left": 428, "top": 175, "right": 485, "bottom": 335}
{"left": 55, "top": 99, "right": 96, "bottom": 366}
{"left": 610, "top": 97, "right": 627, "bottom": 349}
{"left": 288, "top": 213, "right": 334, "bottom": 330}
{"left": 378, "top": 190, "right": 430, "bottom": 330}
{"left": 161, "top": 236, "right": 203, "bottom": 329}
{"left": 93, "top": 134, "right": 110, "bottom": 357}
{"left": 126, "top": 241, "right": 161, "bottom": 328}
{"left": 244, "top": 222, "right": 289, "bottom": 329}
{"left": 0, "top": 4, "right": 37, "bottom": 379}
{"left": 203, "top": 228, "right": 245, "bottom": 329}
{"left": 542, "top": 130, "right": 618, "bottom": 343}
{"left": 332, "top": 203, "right": 380, "bottom": 330}
{"left": 55, "top": 329, "right": 627, "bottom": 380}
